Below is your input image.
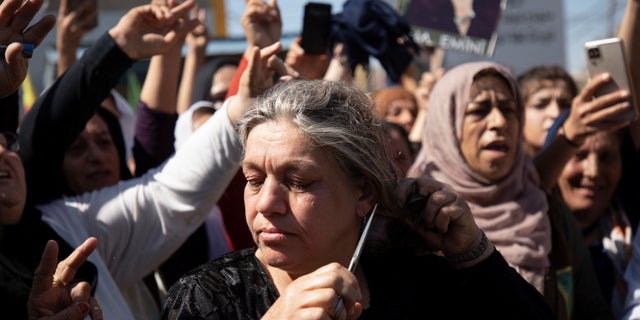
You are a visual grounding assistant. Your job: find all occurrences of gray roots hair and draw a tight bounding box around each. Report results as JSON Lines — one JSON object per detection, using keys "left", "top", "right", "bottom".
{"left": 237, "top": 79, "right": 399, "bottom": 214}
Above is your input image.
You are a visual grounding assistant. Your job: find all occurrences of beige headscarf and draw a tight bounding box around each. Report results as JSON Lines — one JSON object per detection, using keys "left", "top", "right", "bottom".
{"left": 408, "top": 61, "right": 551, "bottom": 293}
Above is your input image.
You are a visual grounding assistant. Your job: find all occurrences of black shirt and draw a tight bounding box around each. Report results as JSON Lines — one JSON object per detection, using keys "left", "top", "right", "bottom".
{"left": 162, "top": 247, "right": 553, "bottom": 319}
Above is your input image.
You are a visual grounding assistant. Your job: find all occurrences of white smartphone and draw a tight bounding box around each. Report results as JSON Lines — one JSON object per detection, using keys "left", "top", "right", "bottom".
{"left": 584, "top": 37, "right": 636, "bottom": 121}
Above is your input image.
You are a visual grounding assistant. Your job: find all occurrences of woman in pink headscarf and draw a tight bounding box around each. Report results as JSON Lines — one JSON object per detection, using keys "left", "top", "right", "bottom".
{"left": 408, "top": 61, "right": 618, "bottom": 320}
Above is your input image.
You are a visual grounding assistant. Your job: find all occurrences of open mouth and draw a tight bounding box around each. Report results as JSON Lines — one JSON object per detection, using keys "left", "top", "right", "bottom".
{"left": 0, "top": 169, "right": 12, "bottom": 180}
{"left": 87, "top": 170, "right": 112, "bottom": 180}
{"left": 484, "top": 140, "right": 510, "bottom": 153}
{"left": 569, "top": 179, "right": 606, "bottom": 197}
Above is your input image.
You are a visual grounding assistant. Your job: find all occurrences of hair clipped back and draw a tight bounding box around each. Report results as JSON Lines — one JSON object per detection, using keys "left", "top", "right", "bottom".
{"left": 237, "top": 79, "right": 399, "bottom": 214}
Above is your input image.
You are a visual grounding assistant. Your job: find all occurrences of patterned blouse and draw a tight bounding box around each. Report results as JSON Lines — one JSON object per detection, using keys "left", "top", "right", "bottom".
{"left": 161, "top": 247, "right": 553, "bottom": 319}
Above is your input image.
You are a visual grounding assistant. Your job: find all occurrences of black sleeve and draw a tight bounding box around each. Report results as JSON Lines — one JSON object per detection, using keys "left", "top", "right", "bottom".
{"left": 18, "top": 32, "right": 134, "bottom": 205}
{"left": 0, "top": 91, "right": 19, "bottom": 133}
{"left": 455, "top": 249, "right": 555, "bottom": 320}
{"left": 132, "top": 100, "right": 177, "bottom": 176}
{"left": 362, "top": 249, "right": 554, "bottom": 319}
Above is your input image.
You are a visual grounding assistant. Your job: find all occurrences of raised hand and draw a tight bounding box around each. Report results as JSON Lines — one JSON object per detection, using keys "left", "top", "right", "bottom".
{"left": 414, "top": 69, "right": 443, "bottom": 112}
{"left": 0, "top": 0, "right": 55, "bottom": 98}
{"left": 394, "top": 177, "right": 493, "bottom": 267}
{"left": 56, "top": 0, "right": 97, "bottom": 76}
{"left": 185, "top": 5, "right": 208, "bottom": 52}
{"left": 228, "top": 41, "right": 298, "bottom": 123}
{"left": 241, "top": 0, "right": 281, "bottom": 49}
{"left": 562, "top": 73, "right": 633, "bottom": 146}
{"left": 107, "top": 0, "right": 198, "bottom": 60}
{"left": 57, "top": 0, "right": 97, "bottom": 48}
{"left": 28, "top": 237, "right": 101, "bottom": 320}
{"left": 284, "top": 36, "right": 329, "bottom": 80}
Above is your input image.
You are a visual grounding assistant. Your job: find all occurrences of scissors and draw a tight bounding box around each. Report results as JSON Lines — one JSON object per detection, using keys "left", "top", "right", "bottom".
{"left": 332, "top": 203, "right": 378, "bottom": 319}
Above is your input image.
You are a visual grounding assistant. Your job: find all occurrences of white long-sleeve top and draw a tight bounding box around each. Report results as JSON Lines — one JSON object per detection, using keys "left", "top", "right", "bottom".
{"left": 39, "top": 103, "right": 242, "bottom": 320}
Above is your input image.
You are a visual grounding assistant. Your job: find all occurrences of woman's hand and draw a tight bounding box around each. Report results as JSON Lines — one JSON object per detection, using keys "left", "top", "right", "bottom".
{"left": 185, "top": 6, "right": 208, "bottom": 53}
{"left": 56, "top": 0, "right": 97, "bottom": 50}
{"left": 284, "top": 36, "right": 329, "bottom": 80}
{"left": 262, "top": 263, "right": 363, "bottom": 320}
{"left": 563, "top": 73, "right": 633, "bottom": 146}
{"left": 108, "top": 0, "right": 198, "bottom": 60}
{"left": 241, "top": 0, "right": 281, "bottom": 50}
{"left": 228, "top": 41, "right": 299, "bottom": 124}
{"left": 395, "top": 177, "right": 493, "bottom": 267}
{"left": 28, "top": 237, "right": 101, "bottom": 320}
{"left": 414, "top": 69, "right": 443, "bottom": 113}
{"left": 0, "top": 0, "right": 55, "bottom": 98}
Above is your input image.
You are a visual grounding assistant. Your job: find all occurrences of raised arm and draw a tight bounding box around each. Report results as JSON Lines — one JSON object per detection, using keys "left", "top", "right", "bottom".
{"left": 323, "top": 43, "right": 353, "bottom": 83}
{"left": 618, "top": 0, "right": 640, "bottom": 148}
{"left": 534, "top": 73, "right": 632, "bottom": 193}
{"left": 19, "top": 0, "right": 198, "bottom": 204}
{"left": 55, "top": 0, "right": 97, "bottom": 77}
{"left": 284, "top": 36, "right": 329, "bottom": 80}
{"left": 0, "top": 0, "right": 55, "bottom": 98}
{"left": 176, "top": 6, "right": 208, "bottom": 115}
{"left": 133, "top": 1, "right": 194, "bottom": 176}
{"left": 241, "top": 0, "right": 281, "bottom": 57}
{"left": 408, "top": 69, "right": 443, "bottom": 147}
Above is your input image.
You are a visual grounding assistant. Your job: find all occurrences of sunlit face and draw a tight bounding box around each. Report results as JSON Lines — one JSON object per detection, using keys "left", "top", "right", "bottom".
{"left": 460, "top": 75, "right": 520, "bottom": 182}
{"left": 385, "top": 98, "right": 417, "bottom": 134}
{"left": 523, "top": 80, "right": 573, "bottom": 154}
{"left": 557, "top": 132, "right": 621, "bottom": 230}
{"left": 385, "top": 128, "right": 413, "bottom": 180}
{"left": 0, "top": 133, "right": 26, "bottom": 224}
{"left": 209, "top": 65, "right": 237, "bottom": 109}
{"left": 63, "top": 114, "right": 121, "bottom": 194}
{"left": 243, "top": 120, "right": 368, "bottom": 277}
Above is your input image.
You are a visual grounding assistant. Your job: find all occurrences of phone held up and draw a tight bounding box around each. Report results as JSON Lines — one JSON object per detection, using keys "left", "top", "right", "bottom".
{"left": 300, "top": 2, "right": 332, "bottom": 55}
{"left": 584, "top": 37, "right": 637, "bottom": 121}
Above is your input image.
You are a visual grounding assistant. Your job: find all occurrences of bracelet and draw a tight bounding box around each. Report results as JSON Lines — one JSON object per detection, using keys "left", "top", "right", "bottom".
{"left": 445, "top": 230, "right": 488, "bottom": 264}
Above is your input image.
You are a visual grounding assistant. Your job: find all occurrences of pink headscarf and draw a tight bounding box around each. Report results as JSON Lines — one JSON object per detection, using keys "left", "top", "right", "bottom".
{"left": 408, "top": 61, "right": 551, "bottom": 293}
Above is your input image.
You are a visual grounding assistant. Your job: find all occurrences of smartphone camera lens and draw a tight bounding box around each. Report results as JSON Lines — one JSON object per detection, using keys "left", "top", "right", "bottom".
{"left": 588, "top": 48, "right": 601, "bottom": 59}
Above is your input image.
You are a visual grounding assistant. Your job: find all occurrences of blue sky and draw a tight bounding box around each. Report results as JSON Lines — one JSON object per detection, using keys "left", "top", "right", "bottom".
{"left": 564, "top": 0, "right": 626, "bottom": 74}
{"left": 225, "top": 0, "right": 629, "bottom": 75}
{"left": 28, "top": 0, "right": 629, "bottom": 92}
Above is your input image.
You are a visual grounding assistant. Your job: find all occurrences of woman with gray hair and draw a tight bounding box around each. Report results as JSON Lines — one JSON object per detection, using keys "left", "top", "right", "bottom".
{"left": 161, "top": 79, "right": 552, "bottom": 319}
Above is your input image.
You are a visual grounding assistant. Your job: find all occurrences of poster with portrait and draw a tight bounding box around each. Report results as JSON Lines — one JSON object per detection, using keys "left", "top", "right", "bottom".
{"left": 400, "top": 0, "right": 507, "bottom": 56}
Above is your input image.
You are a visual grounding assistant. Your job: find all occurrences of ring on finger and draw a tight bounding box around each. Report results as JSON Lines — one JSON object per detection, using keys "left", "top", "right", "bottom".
{"left": 52, "top": 275, "right": 67, "bottom": 287}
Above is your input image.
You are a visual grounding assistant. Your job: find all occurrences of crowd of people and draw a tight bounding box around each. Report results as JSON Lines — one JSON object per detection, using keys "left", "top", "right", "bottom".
{"left": 3, "top": 0, "right": 640, "bottom": 319}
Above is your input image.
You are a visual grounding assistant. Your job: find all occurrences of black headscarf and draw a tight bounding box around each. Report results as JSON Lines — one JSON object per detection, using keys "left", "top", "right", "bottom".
{"left": 0, "top": 106, "right": 125, "bottom": 318}
{"left": 0, "top": 205, "right": 98, "bottom": 318}
{"left": 95, "top": 106, "right": 132, "bottom": 182}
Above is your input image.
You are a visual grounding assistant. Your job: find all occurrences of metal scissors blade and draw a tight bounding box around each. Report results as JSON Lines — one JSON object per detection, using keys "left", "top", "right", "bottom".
{"left": 333, "top": 203, "right": 378, "bottom": 318}
{"left": 347, "top": 203, "right": 378, "bottom": 272}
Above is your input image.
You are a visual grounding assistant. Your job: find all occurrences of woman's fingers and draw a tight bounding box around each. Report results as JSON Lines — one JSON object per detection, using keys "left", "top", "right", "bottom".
{"left": 31, "top": 240, "right": 59, "bottom": 295}
{"left": 69, "top": 281, "right": 92, "bottom": 305}
{"left": 55, "top": 237, "right": 98, "bottom": 286}
{"left": 89, "top": 297, "right": 103, "bottom": 320}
